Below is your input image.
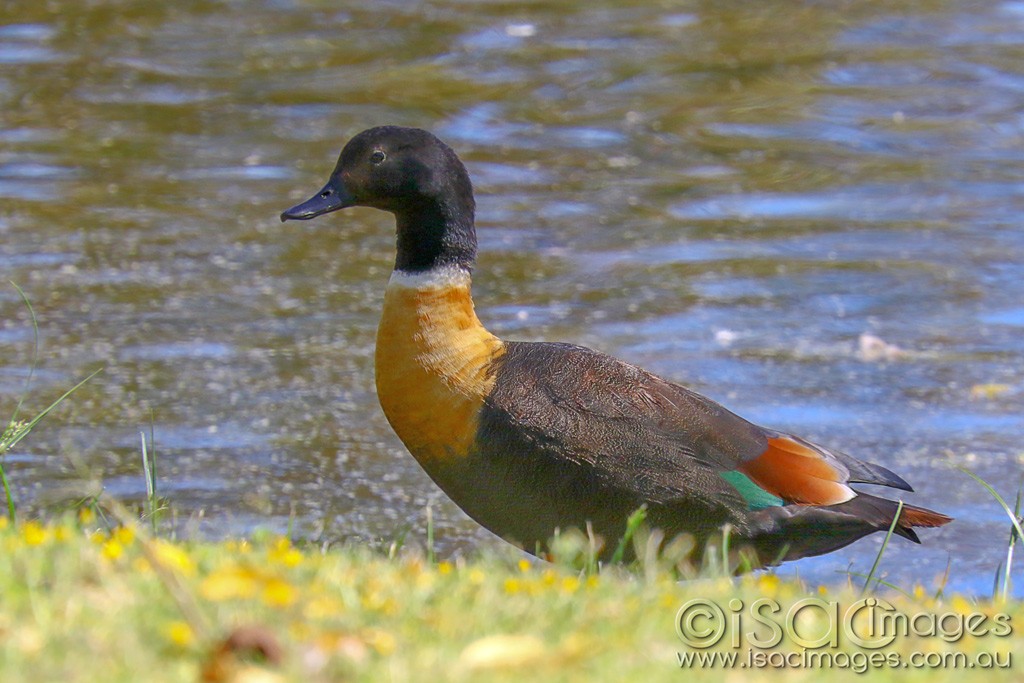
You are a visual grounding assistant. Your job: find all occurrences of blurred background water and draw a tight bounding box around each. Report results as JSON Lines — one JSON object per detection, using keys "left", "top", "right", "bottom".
{"left": 2, "top": 0, "right": 1022, "bottom": 595}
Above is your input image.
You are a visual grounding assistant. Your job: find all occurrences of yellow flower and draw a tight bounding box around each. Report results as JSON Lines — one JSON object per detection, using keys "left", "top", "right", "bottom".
{"left": 262, "top": 578, "right": 297, "bottom": 608}
{"left": 165, "top": 621, "right": 194, "bottom": 648}
{"left": 304, "top": 595, "right": 344, "bottom": 620}
{"left": 366, "top": 629, "right": 396, "bottom": 656}
{"left": 200, "top": 565, "right": 260, "bottom": 601}
{"left": 278, "top": 547, "right": 303, "bottom": 567}
{"left": 468, "top": 568, "right": 485, "bottom": 585}
{"left": 560, "top": 576, "right": 580, "bottom": 594}
{"left": 152, "top": 540, "right": 196, "bottom": 576}
{"left": 437, "top": 561, "right": 453, "bottom": 575}
{"left": 269, "top": 536, "right": 292, "bottom": 556}
{"left": 114, "top": 526, "right": 135, "bottom": 546}
{"left": 0, "top": 515, "right": 9, "bottom": 530}
{"left": 951, "top": 595, "right": 973, "bottom": 614}
{"left": 504, "top": 578, "right": 521, "bottom": 595}
{"left": 102, "top": 538, "right": 124, "bottom": 560}
{"left": 517, "top": 559, "right": 532, "bottom": 573}
{"left": 78, "top": 507, "right": 95, "bottom": 524}
{"left": 757, "top": 573, "right": 780, "bottom": 596}
{"left": 21, "top": 521, "right": 48, "bottom": 546}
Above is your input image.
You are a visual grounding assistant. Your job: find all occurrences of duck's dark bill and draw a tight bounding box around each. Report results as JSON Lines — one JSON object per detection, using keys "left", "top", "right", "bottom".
{"left": 280, "top": 178, "right": 354, "bottom": 222}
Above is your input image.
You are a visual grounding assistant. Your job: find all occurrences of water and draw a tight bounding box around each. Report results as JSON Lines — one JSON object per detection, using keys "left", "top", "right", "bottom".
{"left": 1, "top": 0, "right": 1022, "bottom": 596}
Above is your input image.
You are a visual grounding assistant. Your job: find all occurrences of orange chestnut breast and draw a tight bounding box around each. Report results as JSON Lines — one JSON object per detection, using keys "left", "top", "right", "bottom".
{"left": 374, "top": 268, "right": 505, "bottom": 465}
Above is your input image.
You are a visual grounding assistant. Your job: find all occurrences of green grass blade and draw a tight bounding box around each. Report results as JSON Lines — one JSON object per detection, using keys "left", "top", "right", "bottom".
{"left": 843, "top": 570, "right": 914, "bottom": 600}
{"left": 2, "top": 368, "right": 103, "bottom": 454}
{"left": 1, "top": 358, "right": 100, "bottom": 523}
{"left": 1000, "top": 489, "right": 1022, "bottom": 600}
{"left": 861, "top": 499, "right": 903, "bottom": 596}
{"left": 960, "top": 468, "right": 1024, "bottom": 551}
{"left": 388, "top": 525, "right": 411, "bottom": 560}
{"left": 8, "top": 281, "right": 40, "bottom": 426}
{"left": 0, "top": 465, "right": 14, "bottom": 522}
{"left": 140, "top": 431, "right": 159, "bottom": 534}
{"left": 721, "top": 523, "right": 731, "bottom": 576}
{"left": 584, "top": 521, "right": 600, "bottom": 576}
{"left": 2, "top": 281, "right": 43, "bottom": 522}
{"left": 141, "top": 432, "right": 153, "bottom": 500}
{"left": 610, "top": 505, "right": 647, "bottom": 564}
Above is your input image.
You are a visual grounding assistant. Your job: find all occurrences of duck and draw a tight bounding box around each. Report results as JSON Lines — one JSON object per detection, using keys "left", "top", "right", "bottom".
{"left": 280, "top": 125, "right": 951, "bottom": 567}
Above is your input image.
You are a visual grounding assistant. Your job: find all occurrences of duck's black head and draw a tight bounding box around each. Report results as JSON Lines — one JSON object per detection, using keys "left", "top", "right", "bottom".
{"left": 281, "top": 126, "right": 477, "bottom": 273}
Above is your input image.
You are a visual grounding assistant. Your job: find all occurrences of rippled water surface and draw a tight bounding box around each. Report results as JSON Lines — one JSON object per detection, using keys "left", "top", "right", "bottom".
{"left": 2, "top": 0, "right": 1023, "bottom": 594}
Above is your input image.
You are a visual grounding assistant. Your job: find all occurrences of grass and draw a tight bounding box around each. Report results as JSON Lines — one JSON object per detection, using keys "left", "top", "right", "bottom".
{"left": 1, "top": 282, "right": 100, "bottom": 522}
{"left": 1, "top": 513, "right": 1020, "bottom": 683}
{"left": 861, "top": 499, "right": 904, "bottom": 596}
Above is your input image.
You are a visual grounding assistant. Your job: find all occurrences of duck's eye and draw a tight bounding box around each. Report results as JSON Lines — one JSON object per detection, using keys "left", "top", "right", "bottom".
{"left": 370, "top": 150, "right": 387, "bottom": 164}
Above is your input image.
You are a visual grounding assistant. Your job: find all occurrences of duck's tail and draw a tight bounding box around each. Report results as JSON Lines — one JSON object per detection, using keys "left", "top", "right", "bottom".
{"left": 744, "top": 493, "right": 952, "bottom": 564}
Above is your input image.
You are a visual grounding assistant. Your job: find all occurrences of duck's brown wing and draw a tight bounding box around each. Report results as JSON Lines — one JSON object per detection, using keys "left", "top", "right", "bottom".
{"left": 475, "top": 342, "right": 946, "bottom": 561}
{"left": 479, "top": 342, "right": 757, "bottom": 513}
{"left": 482, "top": 342, "right": 906, "bottom": 502}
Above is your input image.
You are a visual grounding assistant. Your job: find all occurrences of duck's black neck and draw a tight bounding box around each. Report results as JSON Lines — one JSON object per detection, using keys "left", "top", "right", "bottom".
{"left": 393, "top": 196, "right": 477, "bottom": 274}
